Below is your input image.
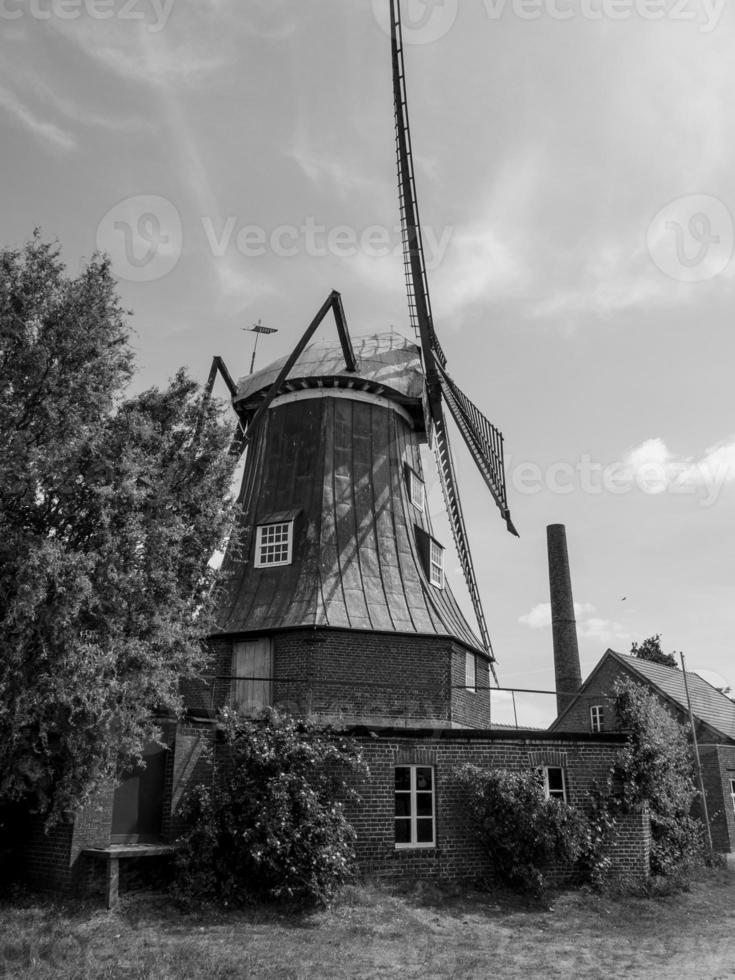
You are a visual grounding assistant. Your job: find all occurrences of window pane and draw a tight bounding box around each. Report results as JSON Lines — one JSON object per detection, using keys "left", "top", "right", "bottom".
{"left": 416, "top": 819, "right": 434, "bottom": 843}
{"left": 416, "top": 768, "right": 432, "bottom": 791}
{"left": 395, "top": 819, "right": 411, "bottom": 844}
{"left": 547, "top": 768, "right": 564, "bottom": 793}
{"left": 416, "top": 794, "right": 433, "bottom": 817}
{"left": 395, "top": 767, "right": 410, "bottom": 791}
{"left": 395, "top": 794, "right": 411, "bottom": 817}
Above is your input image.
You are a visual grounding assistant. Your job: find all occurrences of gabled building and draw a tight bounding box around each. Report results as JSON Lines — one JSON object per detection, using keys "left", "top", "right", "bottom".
{"left": 550, "top": 649, "right": 735, "bottom": 854}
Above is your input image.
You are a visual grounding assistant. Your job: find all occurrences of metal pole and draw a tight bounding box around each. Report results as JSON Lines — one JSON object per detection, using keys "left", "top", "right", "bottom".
{"left": 680, "top": 653, "right": 716, "bottom": 861}
{"left": 249, "top": 331, "right": 260, "bottom": 374}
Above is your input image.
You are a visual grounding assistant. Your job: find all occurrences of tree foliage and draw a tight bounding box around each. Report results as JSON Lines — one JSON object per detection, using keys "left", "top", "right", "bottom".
{"left": 0, "top": 234, "right": 238, "bottom": 823}
{"left": 453, "top": 765, "right": 587, "bottom": 896}
{"left": 630, "top": 634, "right": 678, "bottom": 669}
{"left": 173, "top": 710, "right": 366, "bottom": 909}
{"left": 613, "top": 677, "right": 703, "bottom": 878}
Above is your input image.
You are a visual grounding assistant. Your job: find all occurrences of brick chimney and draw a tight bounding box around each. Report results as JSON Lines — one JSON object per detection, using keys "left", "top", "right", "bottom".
{"left": 547, "top": 524, "right": 582, "bottom": 715}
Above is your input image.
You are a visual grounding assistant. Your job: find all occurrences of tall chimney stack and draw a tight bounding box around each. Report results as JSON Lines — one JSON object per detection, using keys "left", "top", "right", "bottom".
{"left": 547, "top": 524, "right": 582, "bottom": 716}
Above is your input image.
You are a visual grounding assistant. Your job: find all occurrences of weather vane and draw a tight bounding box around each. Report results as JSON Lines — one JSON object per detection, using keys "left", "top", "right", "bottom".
{"left": 244, "top": 319, "right": 278, "bottom": 374}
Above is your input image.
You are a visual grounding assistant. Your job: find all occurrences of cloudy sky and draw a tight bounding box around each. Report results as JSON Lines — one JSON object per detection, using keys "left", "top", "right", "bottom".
{"left": 3, "top": 0, "right": 734, "bottom": 724}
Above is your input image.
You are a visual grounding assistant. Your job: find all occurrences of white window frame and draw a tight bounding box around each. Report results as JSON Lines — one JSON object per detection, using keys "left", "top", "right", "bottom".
{"left": 408, "top": 467, "right": 424, "bottom": 512}
{"left": 394, "top": 765, "right": 436, "bottom": 849}
{"left": 465, "top": 651, "right": 476, "bottom": 693}
{"left": 730, "top": 778, "right": 735, "bottom": 817}
{"left": 590, "top": 704, "right": 604, "bottom": 733}
{"left": 254, "top": 520, "right": 294, "bottom": 568}
{"left": 429, "top": 538, "right": 444, "bottom": 588}
{"left": 543, "top": 766, "right": 567, "bottom": 802}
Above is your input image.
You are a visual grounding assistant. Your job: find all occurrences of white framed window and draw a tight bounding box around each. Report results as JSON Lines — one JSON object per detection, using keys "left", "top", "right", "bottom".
{"left": 429, "top": 538, "right": 444, "bottom": 588}
{"left": 232, "top": 638, "right": 273, "bottom": 716}
{"left": 254, "top": 521, "right": 293, "bottom": 567}
{"left": 407, "top": 467, "right": 424, "bottom": 511}
{"left": 465, "top": 651, "right": 476, "bottom": 692}
{"left": 544, "top": 766, "right": 567, "bottom": 802}
{"left": 730, "top": 779, "right": 735, "bottom": 817}
{"left": 394, "top": 765, "right": 435, "bottom": 848}
{"left": 590, "top": 704, "right": 604, "bottom": 733}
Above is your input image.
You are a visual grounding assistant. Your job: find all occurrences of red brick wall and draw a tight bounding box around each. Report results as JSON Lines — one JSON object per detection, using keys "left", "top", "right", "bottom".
{"left": 206, "top": 628, "right": 491, "bottom": 729}
{"left": 22, "top": 786, "right": 114, "bottom": 894}
{"left": 21, "top": 722, "right": 179, "bottom": 895}
{"left": 450, "top": 645, "right": 491, "bottom": 728}
{"left": 699, "top": 743, "right": 735, "bottom": 853}
{"left": 346, "top": 731, "right": 651, "bottom": 883}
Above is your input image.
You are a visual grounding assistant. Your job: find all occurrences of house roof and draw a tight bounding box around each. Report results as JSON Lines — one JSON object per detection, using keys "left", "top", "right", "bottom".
{"left": 551, "top": 648, "right": 735, "bottom": 742}
{"left": 614, "top": 652, "right": 735, "bottom": 742}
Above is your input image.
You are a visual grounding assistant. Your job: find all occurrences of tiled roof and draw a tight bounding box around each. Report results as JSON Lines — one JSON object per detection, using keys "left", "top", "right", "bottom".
{"left": 613, "top": 652, "right": 735, "bottom": 741}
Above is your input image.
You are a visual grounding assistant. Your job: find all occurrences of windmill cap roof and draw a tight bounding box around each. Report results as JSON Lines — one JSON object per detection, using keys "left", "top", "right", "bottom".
{"left": 234, "top": 331, "right": 424, "bottom": 407}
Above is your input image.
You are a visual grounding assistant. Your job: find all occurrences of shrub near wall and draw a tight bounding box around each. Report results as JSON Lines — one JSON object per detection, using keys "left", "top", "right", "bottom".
{"left": 454, "top": 765, "right": 587, "bottom": 896}
{"left": 173, "top": 709, "right": 366, "bottom": 909}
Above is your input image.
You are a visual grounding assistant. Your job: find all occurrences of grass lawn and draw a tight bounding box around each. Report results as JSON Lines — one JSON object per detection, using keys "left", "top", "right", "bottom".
{"left": 1, "top": 868, "right": 734, "bottom": 980}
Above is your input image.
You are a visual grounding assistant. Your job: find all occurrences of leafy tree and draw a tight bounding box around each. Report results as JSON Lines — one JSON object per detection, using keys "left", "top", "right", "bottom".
{"left": 630, "top": 634, "right": 678, "bottom": 669}
{"left": 613, "top": 678, "right": 703, "bottom": 878}
{"left": 0, "top": 234, "right": 238, "bottom": 824}
{"left": 453, "top": 765, "right": 587, "bottom": 896}
{"left": 173, "top": 709, "right": 366, "bottom": 908}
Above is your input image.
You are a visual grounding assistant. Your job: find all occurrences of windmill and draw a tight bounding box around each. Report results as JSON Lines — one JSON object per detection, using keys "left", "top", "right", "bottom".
{"left": 206, "top": 0, "right": 516, "bottom": 727}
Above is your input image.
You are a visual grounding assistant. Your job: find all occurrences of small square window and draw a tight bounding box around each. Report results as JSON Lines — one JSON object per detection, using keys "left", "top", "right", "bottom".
{"left": 394, "top": 765, "right": 435, "bottom": 848}
{"left": 254, "top": 521, "right": 294, "bottom": 567}
{"left": 429, "top": 539, "right": 444, "bottom": 588}
{"left": 407, "top": 467, "right": 424, "bottom": 511}
{"left": 465, "top": 651, "right": 476, "bottom": 693}
{"left": 544, "top": 766, "right": 567, "bottom": 802}
{"left": 590, "top": 704, "right": 604, "bottom": 733}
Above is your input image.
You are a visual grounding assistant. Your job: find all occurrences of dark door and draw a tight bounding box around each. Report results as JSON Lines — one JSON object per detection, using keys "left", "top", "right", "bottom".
{"left": 111, "top": 742, "right": 167, "bottom": 843}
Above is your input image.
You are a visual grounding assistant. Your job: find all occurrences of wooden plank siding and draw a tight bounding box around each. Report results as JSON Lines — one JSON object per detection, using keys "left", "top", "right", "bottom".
{"left": 215, "top": 341, "right": 485, "bottom": 656}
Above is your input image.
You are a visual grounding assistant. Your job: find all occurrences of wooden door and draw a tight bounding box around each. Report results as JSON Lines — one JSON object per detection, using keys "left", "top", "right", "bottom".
{"left": 110, "top": 742, "right": 167, "bottom": 843}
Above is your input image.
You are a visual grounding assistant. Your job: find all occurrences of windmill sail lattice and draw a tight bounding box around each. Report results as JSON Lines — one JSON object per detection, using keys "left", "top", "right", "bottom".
{"left": 390, "top": 0, "right": 517, "bottom": 671}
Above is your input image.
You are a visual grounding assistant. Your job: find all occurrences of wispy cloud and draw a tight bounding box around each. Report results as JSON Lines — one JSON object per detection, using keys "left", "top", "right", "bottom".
{"left": 519, "top": 602, "right": 595, "bottom": 630}
{"left": 0, "top": 84, "right": 75, "bottom": 152}
{"left": 288, "top": 131, "right": 381, "bottom": 200}
{"left": 519, "top": 602, "right": 629, "bottom": 647}
{"left": 617, "top": 435, "right": 735, "bottom": 505}
{"left": 526, "top": 241, "right": 687, "bottom": 324}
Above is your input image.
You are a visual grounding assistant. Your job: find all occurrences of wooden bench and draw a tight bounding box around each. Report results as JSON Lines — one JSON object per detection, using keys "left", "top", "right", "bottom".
{"left": 83, "top": 843, "right": 176, "bottom": 909}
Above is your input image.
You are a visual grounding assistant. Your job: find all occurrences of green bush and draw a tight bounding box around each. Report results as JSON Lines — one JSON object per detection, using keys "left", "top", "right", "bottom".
{"left": 613, "top": 678, "right": 704, "bottom": 879}
{"left": 173, "top": 709, "right": 366, "bottom": 909}
{"left": 454, "top": 765, "right": 587, "bottom": 896}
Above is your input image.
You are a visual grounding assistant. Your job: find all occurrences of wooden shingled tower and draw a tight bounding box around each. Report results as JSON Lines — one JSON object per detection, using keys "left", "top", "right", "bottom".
{"left": 207, "top": 0, "right": 517, "bottom": 729}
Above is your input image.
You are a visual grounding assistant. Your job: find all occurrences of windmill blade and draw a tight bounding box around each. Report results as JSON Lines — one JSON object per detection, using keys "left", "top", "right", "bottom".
{"left": 199, "top": 355, "right": 247, "bottom": 457}
{"left": 437, "top": 364, "right": 519, "bottom": 537}
{"left": 433, "top": 415, "right": 499, "bottom": 681}
{"left": 390, "top": 0, "right": 446, "bottom": 413}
